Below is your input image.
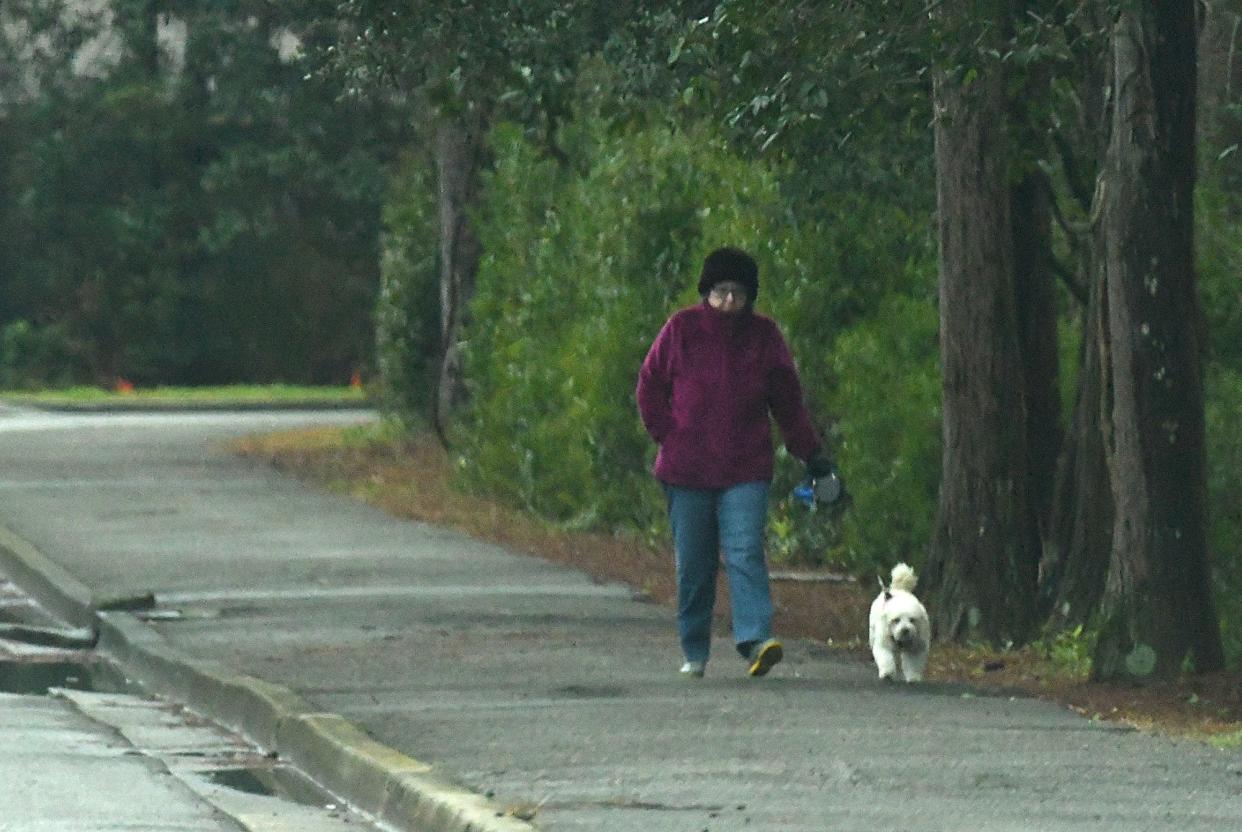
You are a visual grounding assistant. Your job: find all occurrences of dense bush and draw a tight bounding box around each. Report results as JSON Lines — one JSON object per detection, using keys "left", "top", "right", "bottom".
{"left": 0, "top": 8, "right": 394, "bottom": 388}
{"left": 790, "top": 295, "right": 941, "bottom": 573}
{"left": 1206, "top": 366, "right": 1242, "bottom": 666}
{"left": 374, "top": 153, "right": 441, "bottom": 423}
{"left": 1197, "top": 185, "right": 1242, "bottom": 665}
{"left": 1198, "top": 185, "right": 1242, "bottom": 368}
{"left": 461, "top": 118, "right": 765, "bottom": 533}
{"left": 0, "top": 320, "right": 83, "bottom": 390}
{"left": 454, "top": 112, "right": 942, "bottom": 577}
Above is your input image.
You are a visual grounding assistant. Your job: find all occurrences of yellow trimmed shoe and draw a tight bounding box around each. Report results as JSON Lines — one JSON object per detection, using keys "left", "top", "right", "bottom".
{"left": 747, "top": 638, "right": 783, "bottom": 677}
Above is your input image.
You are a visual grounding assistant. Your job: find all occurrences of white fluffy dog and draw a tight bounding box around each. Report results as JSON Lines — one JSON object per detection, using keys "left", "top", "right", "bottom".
{"left": 869, "top": 563, "right": 931, "bottom": 683}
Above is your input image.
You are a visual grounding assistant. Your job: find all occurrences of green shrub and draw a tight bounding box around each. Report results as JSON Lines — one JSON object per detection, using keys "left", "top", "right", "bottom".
{"left": 461, "top": 112, "right": 942, "bottom": 579}
{"left": 374, "top": 152, "right": 440, "bottom": 423}
{"left": 0, "top": 319, "right": 83, "bottom": 389}
{"left": 820, "top": 295, "right": 941, "bottom": 573}
{"left": 1198, "top": 185, "right": 1242, "bottom": 367}
{"left": 462, "top": 118, "right": 776, "bottom": 532}
{"left": 1206, "top": 365, "right": 1242, "bottom": 666}
{"left": 763, "top": 203, "right": 939, "bottom": 571}
{"left": 1194, "top": 184, "right": 1242, "bottom": 667}
{"left": 1037, "top": 624, "right": 1096, "bottom": 680}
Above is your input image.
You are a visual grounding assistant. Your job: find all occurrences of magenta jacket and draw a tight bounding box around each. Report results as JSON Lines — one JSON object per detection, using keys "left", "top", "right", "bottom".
{"left": 636, "top": 301, "right": 822, "bottom": 489}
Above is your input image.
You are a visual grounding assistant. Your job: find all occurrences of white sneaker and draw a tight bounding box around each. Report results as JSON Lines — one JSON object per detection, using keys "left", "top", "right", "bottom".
{"left": 679, "top": 660, "right": 705, "bottom": 678}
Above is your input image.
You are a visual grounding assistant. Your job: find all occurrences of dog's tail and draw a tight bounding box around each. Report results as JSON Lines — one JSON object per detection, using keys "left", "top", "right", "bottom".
{"left": 890, "top": 563, "right": 918, "bottom": 593}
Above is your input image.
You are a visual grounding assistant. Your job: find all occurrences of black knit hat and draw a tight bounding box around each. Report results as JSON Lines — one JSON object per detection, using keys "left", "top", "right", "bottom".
{"left": 697, "top": 247, "right": 759, "bottom": 300}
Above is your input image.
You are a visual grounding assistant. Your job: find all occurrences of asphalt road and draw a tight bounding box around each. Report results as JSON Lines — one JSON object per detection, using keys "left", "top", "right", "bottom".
{"left": 1, "top": 405, "right": 1241, "bottom": 831}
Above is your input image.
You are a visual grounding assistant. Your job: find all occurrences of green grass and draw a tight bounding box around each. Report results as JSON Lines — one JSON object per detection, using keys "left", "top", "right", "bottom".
{"left": 1210, "top": 728, "right": 1242, "bottom": 750}
{"left": 0, "top": 384, "right": 370, "bottom": 408}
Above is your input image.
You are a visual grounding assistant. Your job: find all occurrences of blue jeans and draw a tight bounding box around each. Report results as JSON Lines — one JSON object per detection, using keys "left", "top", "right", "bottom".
{"left": 663, "top": 481, "right": 772, "bottom": 663}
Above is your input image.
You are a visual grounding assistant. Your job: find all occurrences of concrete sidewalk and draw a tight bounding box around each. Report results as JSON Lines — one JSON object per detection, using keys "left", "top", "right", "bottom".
{"left": 1, "top": 690, "right": 244, "bottom": 832}
{"left": 0, "top": 667, "right": 379, "bottom": 832}
{"left": 1, "top": 568, "right": 381, "bottom": 832}
{"left": 1, "top": 407, "right": 1241, "bottom": 831}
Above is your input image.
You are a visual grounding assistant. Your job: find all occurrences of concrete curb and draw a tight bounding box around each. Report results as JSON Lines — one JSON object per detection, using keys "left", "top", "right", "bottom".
{"left": 0, "top": 397, "right": 375, "bottom": 414}
{"left": 0, "top": 526, "right": 536, "bottom": 832}
{"left": 0, "top": 525, "right": 95, "bottom": 629}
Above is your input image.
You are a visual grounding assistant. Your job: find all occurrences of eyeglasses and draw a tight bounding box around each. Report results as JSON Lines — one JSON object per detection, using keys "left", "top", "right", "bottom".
{"left": 709, "top": 282, "right": 750, "bottom": 301}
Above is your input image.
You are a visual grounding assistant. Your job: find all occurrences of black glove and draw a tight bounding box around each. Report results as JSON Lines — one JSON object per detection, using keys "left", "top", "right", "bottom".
{"left": 805, "top": 450, "right": 837, "bottom": 480}
{"left": 806, "top": 450, "right": 850, "bottom": 509}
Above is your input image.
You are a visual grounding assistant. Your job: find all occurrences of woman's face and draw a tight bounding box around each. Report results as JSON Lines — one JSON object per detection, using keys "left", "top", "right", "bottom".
{"left": 707, "top": 281, "right": 749, "bottom": 314}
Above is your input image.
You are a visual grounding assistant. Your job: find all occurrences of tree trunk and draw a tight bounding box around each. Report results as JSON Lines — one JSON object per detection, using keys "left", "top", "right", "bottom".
{"left": 1198, "top": 3, "right": 1242, "bottom": 146}
{"left": 125, "top": 0, "right": 163, "bottom": 79}
{"left": 1093, "top": 3, "right": 1224, "bottom": 679}
{"left": 1044, "top": 251, "right": 1113, "bottom": 627}
{"left": 926, "top": 56, "right": 1041, "bottom": 645}
{"left": 1005, "top": 48, "right": 1061, "bottom": 550}
{"left": 1012, "top": 171, "right": 1061, "bottom": 539}
{"left": 432, "top": 118, "right": 482, "bottom": 442}
{"left": 1039, "top": 9, "right": 1115, "bottom": 630}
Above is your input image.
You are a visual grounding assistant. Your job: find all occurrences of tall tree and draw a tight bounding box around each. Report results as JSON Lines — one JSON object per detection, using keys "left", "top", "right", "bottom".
{"left": 673, "top": 2, "right": 1064, "bottom": 642}
{"left": 1, "top": 0, "right": 394, "bottom": 385}
{"left": 1009, "top": 69, "right": 1061, "bottom": 551}
{"left": 924, "top": 5, "right": 1043, "bottom": 644}
{"left": 1040, "top": 7, "right": 1115, "bottom": 628}
{"left": 1198, "top": 1, "right": 1242, "bottom": 150}
{"left": 1046, "top": 249, "right": 1115, "bottom": 627}
{"left": 431, "top": 117, "right": 485, "bottom": 432}
{"left": 326, "top": 0, "right": 642, "bottom": 438}
{"left": 1091, "top": 0, "right": 1224, "bottom": 679}
{"left": 664, "top": 0, "right": 936, "bottom": 221}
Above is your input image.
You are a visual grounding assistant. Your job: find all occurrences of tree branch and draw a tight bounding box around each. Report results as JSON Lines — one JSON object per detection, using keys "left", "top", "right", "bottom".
{"left": 1050, "top": 254, "right": 1088, "bottom": 306}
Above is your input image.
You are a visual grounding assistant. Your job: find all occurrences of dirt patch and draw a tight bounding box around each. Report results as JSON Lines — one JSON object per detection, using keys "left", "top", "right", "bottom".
{"left": 232, "top": 427, "right": 1242, "bottom": 746}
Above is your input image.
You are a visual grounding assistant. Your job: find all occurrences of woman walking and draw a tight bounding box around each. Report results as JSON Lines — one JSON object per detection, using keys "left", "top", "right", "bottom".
{"left": 636, "top": 247, "right": 837, "bottom": 678}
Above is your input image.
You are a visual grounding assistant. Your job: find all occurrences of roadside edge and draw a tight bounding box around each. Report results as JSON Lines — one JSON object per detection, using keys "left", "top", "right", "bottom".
{"left": 0, "top": 525, "right": 536, "bottom": 832}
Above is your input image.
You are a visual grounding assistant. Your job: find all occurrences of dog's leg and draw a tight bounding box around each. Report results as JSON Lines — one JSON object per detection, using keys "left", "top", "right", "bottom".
{"left": 901, "top": 648, "right": 927, "bottom": 683}
{"left": 872, "top": 642, "right": 898, "bottom": 681}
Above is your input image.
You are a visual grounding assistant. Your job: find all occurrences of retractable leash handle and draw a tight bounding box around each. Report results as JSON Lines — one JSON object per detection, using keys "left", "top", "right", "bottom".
{"left": 792, "top": 469, "right": 846, "bottom": 511}
{"left": 792, "top": 479, "right": 818, "bottom": 509}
